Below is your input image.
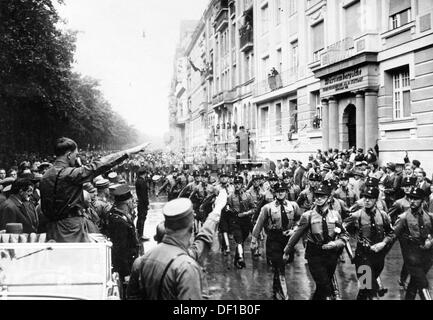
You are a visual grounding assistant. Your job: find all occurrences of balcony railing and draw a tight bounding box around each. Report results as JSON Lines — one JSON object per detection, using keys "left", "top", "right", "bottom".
{"left": 214, "top": 10, "right": 229, "bottom": 32}
{"left": 240, "top": 24, "right": 254, "bottom": 52}
{"left": 313, "top": 34, "right": 380, "bottom": 69}
{"left": 199, "top": 101, "right": 208, "bottom": 114}
{"left": 254, "top": 66, "right": 305, "bottom": 97}
{"left": 211, "top": 90, "right": 237, "bottom": 106}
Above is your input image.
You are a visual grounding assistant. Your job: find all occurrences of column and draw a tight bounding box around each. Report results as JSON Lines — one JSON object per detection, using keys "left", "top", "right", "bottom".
{"left": 355, "top": 91, "right": 365, "bottom": 151}
{"left": 365, "top": 90, "right": 379, "bottom": 150}
{"left": 328, "top": 97, "right": 339, "bottom": 149}
{"left": 321, "top": 98, "right": 329, "bottom": 151}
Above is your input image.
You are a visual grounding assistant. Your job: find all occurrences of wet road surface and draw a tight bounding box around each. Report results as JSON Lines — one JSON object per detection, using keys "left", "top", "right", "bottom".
{"left": 140, "top": 198, "right": 433, "bottom": 300}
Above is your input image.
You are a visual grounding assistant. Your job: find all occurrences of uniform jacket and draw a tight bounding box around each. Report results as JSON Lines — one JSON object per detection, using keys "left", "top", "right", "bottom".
{"left": 388, "top": 196, "right": 411, "bottom": 223}
{"left": 106, "top": 205, "right": 139, "bottom": 278}
{"left": 135, "top": 176, "right": 149, "bottom": 206}
{"left": 393, "top": 208, "right": 433, "bottom": 246}
{"left": 284, "top": 206, "right": 349, "bottom": 254}
{"left": 334, "top": 187, "right": 358, "bottom": 208}
{"left": 252, "top": 200, "right": 296, "bottom": 238}
{"left": 344, "top": 206, "right": 393, "bottom": 246}
{"left": 128, "top": 236, "right": 203, "bottom": 300}
{"left": 40, "top": 154, "right": 127, "bottom": 242}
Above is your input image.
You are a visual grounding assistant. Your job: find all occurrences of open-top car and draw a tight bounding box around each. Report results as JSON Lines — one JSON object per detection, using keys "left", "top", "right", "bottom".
{"left": 0, "top": 233, "right": 121, "bottom": 300}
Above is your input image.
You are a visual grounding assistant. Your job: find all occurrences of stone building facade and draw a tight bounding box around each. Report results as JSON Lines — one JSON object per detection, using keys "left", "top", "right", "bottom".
{"left": 169, "top": 0, "right": 433, "bottom": 172}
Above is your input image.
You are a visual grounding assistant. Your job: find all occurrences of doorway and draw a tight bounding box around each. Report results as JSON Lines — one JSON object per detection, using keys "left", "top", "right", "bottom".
{"left": 343, "top": 104, "right": 356, "bottom": 149}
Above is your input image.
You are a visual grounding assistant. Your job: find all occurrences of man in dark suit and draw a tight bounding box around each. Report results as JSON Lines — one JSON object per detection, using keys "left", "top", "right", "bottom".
{"left": 135, "top": 167, "right": 149, "bottom": 239}
{"left": 0, "top": 178, "right": 38, "bottom": 233}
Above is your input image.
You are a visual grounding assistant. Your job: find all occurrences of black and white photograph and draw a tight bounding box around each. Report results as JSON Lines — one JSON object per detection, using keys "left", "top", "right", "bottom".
{"left": 1, "top": 0, "right": 433, "bottom": 308}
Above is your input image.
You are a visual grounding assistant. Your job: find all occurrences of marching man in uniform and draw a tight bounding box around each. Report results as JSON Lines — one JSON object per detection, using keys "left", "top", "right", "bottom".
{"left": 284, "top": 182, "right": 349, "bottom": 300}
{"left": 392, "top": 188, "right": 433, "bottom": 300}
{"left": 223, "top": 176, "right": 255, "bottom": 269}
{"left": 344, "top": 186, "right": 394, "bottom": 299}
{"left": 251, "top": 182, "right": 298, "bottom": 300}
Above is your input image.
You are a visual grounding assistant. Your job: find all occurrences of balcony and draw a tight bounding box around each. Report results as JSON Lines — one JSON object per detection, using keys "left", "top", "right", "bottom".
{"left": 199, "top": 101, "right": 208, "bottom": 114}
{"left": 254, "top": 66, "right": 305, "bottom": 97}
{"left": 176, "top": 113, "right": 189, "bottom": 125}
{"left": 240, "top": 24, "right": 254, "bottom": 52}
{"left": 211, "top": 90, "right": 237, "bottom": 107}
{"left": 312, "top": 34, "right": 381, "bottom": 71}
{"left": 214, "top": 9, "right": 229, "bottom": 32}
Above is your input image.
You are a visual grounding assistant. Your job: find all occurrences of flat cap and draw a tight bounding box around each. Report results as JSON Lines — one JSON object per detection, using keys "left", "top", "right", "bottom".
{"left": 95, "top": 178, "right": 110, "bottom": 189}
{"left": 107, "top": 172, "right": 118, "bottom": 180}
{"left": 112, "top": 184, "right": 133, "bottom": 201}
{"left": 163, "top": 198, "right": 194, "bottom": 231}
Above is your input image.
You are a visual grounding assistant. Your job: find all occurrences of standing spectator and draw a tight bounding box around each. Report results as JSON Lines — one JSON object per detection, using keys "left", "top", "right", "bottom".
{"left": 0, "top": 178, "right": 38, "bottom": 233}
{"left": 135, "top": 167, "right": 150, "bottom": 239}
{"left": 0, "top": 169, "right": 6, "bottom": 180}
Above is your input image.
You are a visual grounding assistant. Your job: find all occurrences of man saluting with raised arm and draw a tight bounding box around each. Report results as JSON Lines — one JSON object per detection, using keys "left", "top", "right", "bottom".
{"left": 40, "top": 137, "right": 149, "bottom": 243}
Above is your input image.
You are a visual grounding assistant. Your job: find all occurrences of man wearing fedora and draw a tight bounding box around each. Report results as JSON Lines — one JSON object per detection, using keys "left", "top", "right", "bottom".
{"left": 0, "top": 178, "right": 38, "bottom": 233}
{"left": 39, "top": 137, "right": 148, "bottom": 243}
{"left": 392, "top": 188, "right": 433, "bottom": 300}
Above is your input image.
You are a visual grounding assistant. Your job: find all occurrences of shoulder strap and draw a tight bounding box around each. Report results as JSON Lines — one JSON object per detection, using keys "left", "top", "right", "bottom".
{"left": 157, "top": 252, "right": 187, "bottom": 300}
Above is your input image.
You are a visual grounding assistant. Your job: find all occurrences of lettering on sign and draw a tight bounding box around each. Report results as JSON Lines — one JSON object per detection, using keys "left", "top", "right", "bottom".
{"left": 322, "top": 68, "right": 363, "bottom": 93}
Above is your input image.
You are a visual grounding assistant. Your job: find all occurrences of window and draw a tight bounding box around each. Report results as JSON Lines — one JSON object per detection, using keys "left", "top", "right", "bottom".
{"left": 251, "top": 53, "right": 255, "bottom": 78}
{"left": 389, "top": 9, "right": 411, "bottom": 29}
{"left": 389, "top": 0, "right": 411, "bottom": 30}
{"left": 276, "top": 103, "right": 282, "bottom": 134}
{"left": 288, "top": 0, "right": 297, "bottom": 15}
{"left": 277, "top": 48, "right": 282, "bottom": 72}
{"left": 261, "top": 4, "right": 269, "bottom": 34}
{"left": 244, "top": 54, "right": 250, "bottom": 81}
{"left": 289, "top": 100, "right": 298, "bottom": 133}
{"left": 232, "top": 65, "right": 237, "bottom": 87}
{"left": 345, "top": 0, "right": 361, "bottom": 37}
{"left": 260, "top": 107, "right": 269, "bottom": 136}
{"left": 393, "top": 68, "right": 411, "bottom": 119}
{"left": 262, "top": 56, "right": 270, "bottom": 80}
{"left": 276, "top": 0, "right": 282, "bottom": 25}
{"left": 312, "top": 21, "right": 324, "bottom": 62}
{"left": 231, "top": 23, "right": 236, "bottom": 47}
{"left": 291, "top": 41, "right": 298, "bottom": 69}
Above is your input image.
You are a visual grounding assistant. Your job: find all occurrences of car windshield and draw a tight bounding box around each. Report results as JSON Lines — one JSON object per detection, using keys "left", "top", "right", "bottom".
{"left": 0, "top": 243, "right": 109, "bottom": 300}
